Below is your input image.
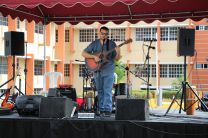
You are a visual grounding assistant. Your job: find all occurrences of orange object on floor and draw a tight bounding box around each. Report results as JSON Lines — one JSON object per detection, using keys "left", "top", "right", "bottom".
{"left": 186, "top": 87, "right": 196, "bottom": 115}
{"left": 1, "top": 89, "right": 15, "bottom": 109}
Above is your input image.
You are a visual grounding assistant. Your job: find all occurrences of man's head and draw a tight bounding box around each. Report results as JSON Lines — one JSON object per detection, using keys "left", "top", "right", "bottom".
{"left": 100, "top": 26, "right": 109, "bottom": 40}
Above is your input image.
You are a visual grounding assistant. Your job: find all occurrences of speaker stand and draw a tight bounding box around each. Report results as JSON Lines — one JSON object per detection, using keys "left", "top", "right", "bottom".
{"left": 24, "top": 42, "right": 28, "bottom": 95}
{"left": 165, "top": 56, "right": 208, "bottom": 115}
{"left": 0, "top": 56, "right": 24, "bottom": 100}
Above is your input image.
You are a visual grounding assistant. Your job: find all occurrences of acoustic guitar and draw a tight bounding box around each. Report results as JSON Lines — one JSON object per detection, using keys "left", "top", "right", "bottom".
{"left": 85, "top": 38, "right": 132, "bottom": 71}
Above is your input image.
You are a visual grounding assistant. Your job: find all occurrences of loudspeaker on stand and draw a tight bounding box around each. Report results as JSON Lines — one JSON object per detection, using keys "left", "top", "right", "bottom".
{"left": 4, "top": 31, "right": 25, "bottom": 56}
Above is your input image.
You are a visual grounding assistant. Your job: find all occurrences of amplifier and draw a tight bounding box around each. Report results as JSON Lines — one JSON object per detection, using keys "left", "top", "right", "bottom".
{"left": 57, "top": 87, "right": 77, "bottom": 101}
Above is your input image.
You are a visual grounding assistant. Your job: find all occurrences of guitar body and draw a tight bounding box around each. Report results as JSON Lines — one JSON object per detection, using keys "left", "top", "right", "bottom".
{"left": 1, "top": 89, "right": 16, "bottom": 109}
{"left": 85, "top": 52, "right": 111, "bottom": 71}
{"left": 85, "top": 58, "right": 101, "bottom": 71}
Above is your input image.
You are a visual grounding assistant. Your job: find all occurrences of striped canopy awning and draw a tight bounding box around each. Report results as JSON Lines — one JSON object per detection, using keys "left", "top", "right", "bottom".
{"left": 0, "top": 0, "right": 208, "bottom": 24}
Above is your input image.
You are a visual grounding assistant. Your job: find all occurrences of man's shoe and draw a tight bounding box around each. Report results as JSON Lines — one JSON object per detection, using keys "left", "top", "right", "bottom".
{"left": 104, "top": 111, "right": 111, "bottom": 117}
{"left": 96, "top": 110, "right": 101, "bottom": 116}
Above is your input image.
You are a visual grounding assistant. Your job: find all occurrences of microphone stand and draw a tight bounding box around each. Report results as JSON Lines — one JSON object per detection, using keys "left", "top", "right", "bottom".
{"left": 75, "top": 59, "right": 91, "bottom": 111}
{"left": 116, "top": 65, "right": 148, "bottom": 98}
{"left": 142, "top": 40, "right": 155, "bottom": 100}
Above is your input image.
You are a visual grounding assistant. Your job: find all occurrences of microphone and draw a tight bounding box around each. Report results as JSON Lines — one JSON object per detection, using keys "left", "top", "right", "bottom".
{"left": 143, "top": 44, "right": 155, "bottom": 49}
{"left": 144, "top": 38, "right": 157, "bottom": 42}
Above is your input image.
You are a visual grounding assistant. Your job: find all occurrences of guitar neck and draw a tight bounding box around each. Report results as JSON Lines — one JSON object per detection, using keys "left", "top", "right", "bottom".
{"left": 105, "top": 42, "right": 126, "bottom": 55}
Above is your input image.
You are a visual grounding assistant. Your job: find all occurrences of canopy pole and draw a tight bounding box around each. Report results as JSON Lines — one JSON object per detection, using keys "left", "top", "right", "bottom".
{"left": 43, "top": 17, "right": 47, "bottom": 92}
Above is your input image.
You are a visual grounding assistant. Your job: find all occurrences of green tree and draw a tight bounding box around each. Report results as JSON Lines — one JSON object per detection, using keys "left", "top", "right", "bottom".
{"left": 171, "top": 76, "right": 183, "bottom": 90}
{"left": 114, "top": 61, "right": 125, "bottom": 83}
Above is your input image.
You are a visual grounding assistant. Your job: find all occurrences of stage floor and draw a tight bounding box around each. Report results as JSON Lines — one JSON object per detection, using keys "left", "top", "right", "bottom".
{"left": 0, "top": 108, "right": 208, "bottom": 138}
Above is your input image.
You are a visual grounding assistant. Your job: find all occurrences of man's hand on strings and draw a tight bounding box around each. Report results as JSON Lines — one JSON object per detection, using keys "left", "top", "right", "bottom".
{"left": 115, "top": 47, "right": 121, "bottom": 60}
{"left": 93, "top": 55, "right": 101, "bottom": 62}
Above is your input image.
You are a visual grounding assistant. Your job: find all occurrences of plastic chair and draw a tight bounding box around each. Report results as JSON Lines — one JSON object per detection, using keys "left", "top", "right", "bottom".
{"left": 43, "top": 72, "right": 63, "bottom": 92}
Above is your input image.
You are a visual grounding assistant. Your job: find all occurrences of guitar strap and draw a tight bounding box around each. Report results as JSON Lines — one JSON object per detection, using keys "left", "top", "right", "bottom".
{"left": 107, "top": 39, "right": 109, "bottom": 51}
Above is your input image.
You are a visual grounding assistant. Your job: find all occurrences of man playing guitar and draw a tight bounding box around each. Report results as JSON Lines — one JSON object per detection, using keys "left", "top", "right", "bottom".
{"left": 82, "top": 26, "right": 121, "bottom": 116}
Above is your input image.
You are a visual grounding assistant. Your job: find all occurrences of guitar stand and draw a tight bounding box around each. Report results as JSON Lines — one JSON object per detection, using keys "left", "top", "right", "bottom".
{"left": 0, "top": 77, "right": 24, "bottom": 97}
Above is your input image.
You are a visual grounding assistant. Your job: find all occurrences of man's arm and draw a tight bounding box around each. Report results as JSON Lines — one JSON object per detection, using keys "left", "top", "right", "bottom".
{"left": 82, "top": 51, "right": 100, "bottom": 62}
{"left": 114, "top": 47, "right": 121, "bottom": 61}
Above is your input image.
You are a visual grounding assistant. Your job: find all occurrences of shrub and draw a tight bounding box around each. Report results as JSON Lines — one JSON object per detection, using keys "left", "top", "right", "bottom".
{"left": 131, "top": 89, "right": 182, "bottom": 99}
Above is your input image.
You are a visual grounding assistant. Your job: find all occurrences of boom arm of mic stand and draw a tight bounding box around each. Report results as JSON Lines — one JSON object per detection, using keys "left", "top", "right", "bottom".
{"left": 116, "top": 65, "right": 148, "bottom": 84}
{"left": 128, "top": 69, "right": 148, "bottom": 84}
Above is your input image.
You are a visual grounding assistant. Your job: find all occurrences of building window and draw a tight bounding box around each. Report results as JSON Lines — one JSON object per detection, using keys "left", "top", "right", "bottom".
{"left": 196, "top": 25, "right": 208, "bottom": 30}
{"left": 109, "top": 28, "right": 126, "bottom": 42}
{"left": 17, "top": 18, "right": 20, "bottom": 29}
{"left": 79, "top": 29, "right": 98, "bottom": 42}
{"left": 151, "top": 64, "right": 156, "bottom": 77}
{"left": 169, "top": 27, "right": 178, "bottom": 40}
{"left": 35, "top": 23, "right": 43, "bottom": 34}
{"left": 34, "top": 88, "right": 43, "bottom": 95}
{"left": 136, "top": 64, "right": 156, "bottom": 78}
{"left": 0, "top": 56, "right": 8, "bottom": 74}
{"left": 160, "top": 64, "right": 168, "bottom": 78}
{"left": 34, "top": 60, "right": 44, "bottom": 75}
{"left": 196, "top": 64, "right": 203, "bottom": 69}
{"left": 161, "top": 27, "right": 183, "bottom": 41}
{"left": 55, "top": 30, "right": 58, "bottom": 42}
{"left": 135, "top": 28, "right": 157, "bottom": 41}
{"left": 79, "top": 64, "right": 85, "bottom": 77}
{"left": 65, "top": 29, "right": 70, "bottom": 42}
{"left": 168, "top": 64, "right": 183, "bottom": 78}
{"left": 64, "top": 64, "right": 70, "bottom": 77}
{"left": 0, "top": 14, "right": 8, "bottom": 26}
{"left": 160, "top": 64, "right": 183, "bottom": 78}
{"left": 204, "top": 64, "right": 208, "bottom": 69}
{"left": 195, "top": 64, "right": 208, "bottom": 69}
{"left": 160, "top": 27, "right": 169, "bottom": 41}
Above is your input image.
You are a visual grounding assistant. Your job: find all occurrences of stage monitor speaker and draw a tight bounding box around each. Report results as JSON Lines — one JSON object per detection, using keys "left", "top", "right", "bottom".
{"left": 116, "top": 99, "right": 149, "bottom": 120}
{"left": 4, "top": 31, "right": 25, "bottom": 56}
{"left": 177, "top": 28, "right": 195, "bottom": 56}
{"left": 39, "top": 97, "right": 76, "bottom": 118}
{"left": 57, "top": 87, "right": 77, "bottom": 102}
{"left": 15, "top": 95, "right": 44, "bottom": 116}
